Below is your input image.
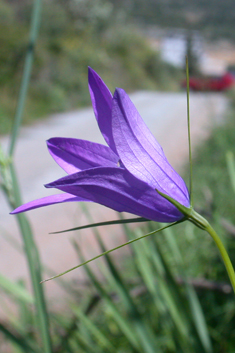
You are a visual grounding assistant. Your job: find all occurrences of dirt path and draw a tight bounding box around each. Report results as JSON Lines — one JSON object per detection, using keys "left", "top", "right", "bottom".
{"left": 0, "top": 92, "right": 228, "bottom": 307}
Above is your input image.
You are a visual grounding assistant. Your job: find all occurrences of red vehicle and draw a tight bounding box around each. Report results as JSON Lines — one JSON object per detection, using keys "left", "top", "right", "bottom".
{"left": 182, "top": 72, "right": 235, "bottom": 91}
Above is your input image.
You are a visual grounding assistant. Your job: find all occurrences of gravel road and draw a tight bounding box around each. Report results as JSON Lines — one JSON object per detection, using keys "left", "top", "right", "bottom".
{"left": 0, "top": 91, "right": 228, "bottom": 304}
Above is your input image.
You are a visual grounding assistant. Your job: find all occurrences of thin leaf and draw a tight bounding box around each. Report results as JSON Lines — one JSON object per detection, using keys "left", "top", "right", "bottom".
{"left": 186, "top": 285, "right": 213, "bottom": 353}
{"left": 9, "top": 0, "right": 42, "bottom": 156}
{"left": 186, "top": 56, "right": 193, "bottom": 206}
{"left": 0, "top": 322, "right": 38, "bottom": 353}
{"left": 41, "top": 222, "right": 178, "bottom": 283}
{"left": 73, "top": 306, "right": 116, "bottom": 352}
{"left": 0, "top": 274, "right": 34, "bottom": 304}
{"left": 72, "top": 241, "right": 141, "bottom": 351}
{"left": 51, "top": 217, "right": 149, "bottom": 234}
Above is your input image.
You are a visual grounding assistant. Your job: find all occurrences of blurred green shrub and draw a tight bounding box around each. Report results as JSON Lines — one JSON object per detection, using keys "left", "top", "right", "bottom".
{"left": 0, "top": 0, "right": 181, "bottom": 135}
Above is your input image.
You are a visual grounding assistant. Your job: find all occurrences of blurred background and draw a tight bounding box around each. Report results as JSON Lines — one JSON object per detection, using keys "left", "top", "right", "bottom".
{"left": 1, "top": 0, "right": 235, "bottom": 134}
{"left": 1, "top": 0, "right": 235, "bottom": 352}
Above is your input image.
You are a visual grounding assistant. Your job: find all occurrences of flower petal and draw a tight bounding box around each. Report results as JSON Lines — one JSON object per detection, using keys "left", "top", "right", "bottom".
{"left": 88, "top": 67, "right": 117, "bottom": 153}
{"left": 45, "top": 167, "right": 184, "bottom": 222}
{"left": 112, "top": 88, "right": 190, "bottom": 207}
{"left": 47, "top": 138, "right": 119, "bottom": 174}
{"left": 11, "top": 193, "right": 88, "bottom": 214}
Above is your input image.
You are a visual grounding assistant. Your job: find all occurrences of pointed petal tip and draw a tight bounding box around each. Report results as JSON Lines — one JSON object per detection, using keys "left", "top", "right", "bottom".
{"left": 10, "top": 194, "right": 88, "bottom": 214}
{"left": 46, "top": 137, "right": 59, "bottom": 146}
{"left": 113, "top": 87, "right": 124, "bottom": 97}
{"left": 113, "top": 88, "right": 129, "bottom": 106}
{"left": 88, "top": 66, "right": 99, "bottom": 82}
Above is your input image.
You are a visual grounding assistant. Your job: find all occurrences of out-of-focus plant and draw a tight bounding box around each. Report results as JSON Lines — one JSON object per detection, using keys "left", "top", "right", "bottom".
{"left": 0, "top": 0, "right": 181, "bottom": 135}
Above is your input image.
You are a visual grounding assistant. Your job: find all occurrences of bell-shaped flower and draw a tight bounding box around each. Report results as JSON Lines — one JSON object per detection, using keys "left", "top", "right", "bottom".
{"left": 11, "top": 68, "right": 190, "bottom": 222}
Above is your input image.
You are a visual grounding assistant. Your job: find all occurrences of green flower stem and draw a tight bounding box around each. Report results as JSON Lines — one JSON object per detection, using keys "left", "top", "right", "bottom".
{"left": 157, "top": 189, "right": 235, "bottom": 294}
{"left": 205, "top": 222, "right": 235, "bottom": 293}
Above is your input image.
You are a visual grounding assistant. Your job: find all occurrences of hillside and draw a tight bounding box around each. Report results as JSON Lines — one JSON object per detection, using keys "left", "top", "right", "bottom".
{"left": 111, "top": 0, "right": 235, "bottom": 41}
{"left": 0, "top": 0, "right": 181, "bottom": 135}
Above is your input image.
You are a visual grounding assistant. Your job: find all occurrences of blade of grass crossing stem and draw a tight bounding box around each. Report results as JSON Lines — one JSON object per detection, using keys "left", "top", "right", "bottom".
{"left": 71, "top": 240, "right": 141, "bottom": 351}
{"left": 122, "top": 220, "right": 186, "bottom": 333}
{"left": 186, "top": 284, "right": 213, "bottom": 353}
{"left": 143, "top": 233, "right": 194, "bottom": 351}
{"left": 72, "top": 305, "right": 116, "bottom": 352}
{"left": 148, "top": 235, "right": 194, "bottom": 351}
{"left": 122, "top": 220, "right": 193, "bottom": 352}
{"left": 81, "top": 206, "right": 161, "bottom": 352}
{"left": 117, "top": 220, "right": 174, "bottom": 350}
{"left": 99, "top": 260, "right": 162, "bottom": 353}
{"left": 162, "top": 225, "right": 212, "bottom": 352}
{"left": 127, "top": 228, "right": 163, "bottom": 310}
{"left": 127, "top": 229, "right": 178, "bottom": 349}
{"left": 154, "top": 224, "right": 211, "bottom": 353}
{"left": 153, "top": 238, "right": 210, "bottom": 352}
{"left": 83, "top": 206, "right": 157, "bottom": 323}
{"left": 9, "top": 164, "right": 52, "bottom": 352}
{"left": 120, "top": 217, "right": 168, "bottom": 316}
{"left": 9, "top": 0, "right": 42, "bottom": 156}
{"left": 81, "top": 206, "right": 142, "bottom": 322}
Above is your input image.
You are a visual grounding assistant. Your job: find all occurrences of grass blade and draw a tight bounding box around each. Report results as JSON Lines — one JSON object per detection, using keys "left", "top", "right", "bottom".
{"left": 9, "top": 0, "right": 42, "bottom": 156}
{"left": 0, "top": 274, "right": 34, "bottom": 304}
{"left": 0, "top": 322, "right": 38, "bottom": 353}
{"left": 41, "top": 222, "right": 177, "bottom": 283}
{"left": 72, "top": 241, "right": 141, "bottom": 351}
{"left": 9, "top": 163, "right": 52, "bottom": 352}
{"left": 51, "top": 217, "right": 148, "bottom": 234}
{"left": 72, "top": 305, "right": 116, "bottom": 352}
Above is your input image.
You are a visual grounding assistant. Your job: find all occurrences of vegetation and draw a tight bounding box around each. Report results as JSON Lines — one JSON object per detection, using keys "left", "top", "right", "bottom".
{"left": 111, "top": 0, "right": 235, "bottom": 41}
{"left": 0, "top": 0, "right": 181, "bottom": 135}
{"left": 2, "top": 105, "right": 235, "bottom": 351}
{"left": 1, "top": 0, "right": 235, "bottom": 352}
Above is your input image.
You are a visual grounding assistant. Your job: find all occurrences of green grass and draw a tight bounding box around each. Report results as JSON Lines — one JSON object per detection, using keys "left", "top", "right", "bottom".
{"left": 2, "top": 99, "right": 235, "bottom": 352}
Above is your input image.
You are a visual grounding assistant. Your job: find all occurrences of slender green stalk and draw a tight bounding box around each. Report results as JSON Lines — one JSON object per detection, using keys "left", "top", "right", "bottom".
{"left": 205, "top": 223, "right": 235, "bottom": 293}
{"left": 9, "top": 0, "right": 42, "bottom": 156}
{"left": 51, "top": 216, "right": 148, "bottom": 234}
{"left": 157, "top": 189, "right": 235, "bottom": 294}
{"left": 186, "top": 56, "right": 193, "bottom": 206}
{"left": 9, "top": 164, "right": 52, "bottom": 352}
{"left": 5, "top": 0, "right": 52, "bottom": 350}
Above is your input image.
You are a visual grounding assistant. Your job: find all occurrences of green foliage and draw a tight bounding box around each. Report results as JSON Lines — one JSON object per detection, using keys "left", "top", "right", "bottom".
{"left": 0, "top": 0, "right": 179, "bottom": 135}
{"left": 111, "top": 0, "right": 235, "bottom": 41}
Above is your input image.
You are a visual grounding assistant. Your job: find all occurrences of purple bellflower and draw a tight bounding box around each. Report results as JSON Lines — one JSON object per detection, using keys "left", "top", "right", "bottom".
{"left": 11, "top": 68, "right": 190, "bottom": 222}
